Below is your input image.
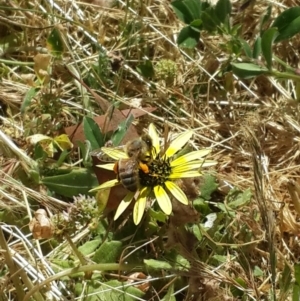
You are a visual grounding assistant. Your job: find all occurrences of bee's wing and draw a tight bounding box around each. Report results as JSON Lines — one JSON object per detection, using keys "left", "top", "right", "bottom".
{"left": 118, "top": 157, "right": 139, "bottom": 171}
{"left": 102, "top": 147, "right": 128, "bottom": 160}
{"left": 90, "top": 146, "right": 127, "bottom": 162}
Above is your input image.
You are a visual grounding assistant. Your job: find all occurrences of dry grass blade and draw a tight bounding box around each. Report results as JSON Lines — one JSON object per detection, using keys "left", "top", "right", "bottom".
{"left": 243, "top": 125, "right": 277, "bottom": 300}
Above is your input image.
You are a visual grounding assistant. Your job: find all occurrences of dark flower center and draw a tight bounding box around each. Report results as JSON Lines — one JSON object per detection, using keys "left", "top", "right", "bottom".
{"left": 139, "top": 156, "right": 172, "bottom": 187}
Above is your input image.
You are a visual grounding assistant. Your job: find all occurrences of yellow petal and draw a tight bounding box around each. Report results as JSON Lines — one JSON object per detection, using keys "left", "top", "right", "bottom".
{"left": 165, "top": 181, "right": 188, "bottom": 205}
{"left": 53, "top": 134, "right": 73, "bottom": 150}
{"left": 201, "top": 160, "right": 218, "bottom": 167}
{"left": 89, "top": 179, "right": 119, "bottom": 192}
{"left": 148, "top": 123, "right": 160, "bottom": 155}
{"left": 101, "top": 147, "right": 128, "bottom": 160}
{"left": 172, "top": 161, "right": 207, "bottom": 173}
{"left": 96, "top": 188, "right": 111, "bottom": 213}
{"left": 170, "top": 149, "right": 211, "bottom": 167}
{"left": 96, "top": 163, "right": 115, "bottom": 170}
{"left": 133, "top": 187, "right": 149, "bottom": 225}
{"left": 168, "top": 171, "right": 202, "bottom": 179}
{"left": 114, "top": 192, "right": 135, "bottom": 221}
{"left": 154, "top": 185, "right": 172, "bottom": 215}
{"left": 165, "top": 130, "right": 193, "bottom": 158}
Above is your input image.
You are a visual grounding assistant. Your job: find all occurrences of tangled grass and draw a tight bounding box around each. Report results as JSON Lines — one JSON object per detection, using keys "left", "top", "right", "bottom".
{"left": 1, "top": 0, "right": 300, "bottom": 300}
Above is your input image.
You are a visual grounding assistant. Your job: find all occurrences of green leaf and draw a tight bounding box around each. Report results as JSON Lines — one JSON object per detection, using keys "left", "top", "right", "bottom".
{"left": 93, "top": 241, "right": 123, "bottom": 263}
{"left": 276, "top": 16, "right": 300, "bottom": 42}
{"left": 47, "top": 28, "right": 64, "bottom": 57}
{"left": 226, "top": 188, "right": 252, "bottom": 209}
{"left": 200, "top": 174, "right": 218, "bottom": 200}
{"left": 253, "top": 37, "right": 262, "bottom": 59}
{"left": 137, "top": 60, "right": 154, "bottom": 78}
{"left": 83, "top": 116, "right": 104, "bottom": 150}
{"left": 56, "top": 150, "right": 70, "bottom": 167}
{"left": 51, "top": 259, "right": 75, "bottom": 270}
{"left": 42, "top": 168, "right": 98, "bottom": 197}
{"left": 89, "top": 280, "right": 145, "bottom": 301}
{"left": 78, "top": 239, "right": 102, "bottom": 256}
{"left": 231, "top": 62, "right": 269, "bottom": 79}
{"left": 293, "top": 284, "right": 300, "bottom": 301}
{"left": 212, "top": 254, "right": 229, "bottom": 263}
{"left": 230, "top": 277, "right": 246, "bottom": 297}
{"left": 190, "top": 19, "right": 202, "bottom": 31}
{"left": 0, "top": 32, "right": 23, "bottom": 55}
{"left": 253, "top": 266, "right": 264, "bottom": 277}
{"left": 261, "top": 28, "right": 279, "bottom": 69}
{"left": 279, "top": 263, "right": 292, "bottom": 296}
{"left": 171, "top": 0, "right": 202, "bottom": 24}
{"left": 201, "top": 9, "right": 218, "bottom": 31}
{"left": 111, "top": 113, "right": 134, "bottom": 146}
{"left": 161, "top": 284, "right": 176, "bottom": 301}
{"left": 295, "top": 263, "right": 300, "bottom": 285}
{"left": 259, "top": 5, "right": 272, "bottom": 32}
{"left": 272, "top": 7, "right": 300, "bottom": 42}
{"left": 21, "top": 87, "right": 39, "bottom": 114}
{"left": 193, "top": 197, "right": 211, "bottom": 215}
{"left": 272, "top": 7, "right": 300, "bottom": 30}
{"left": 177, "top": 26, "right": 200, "bottom": 48}
{"left": 239, "top": 38, "right": 252, "bottom": 58}
{"left": 215, "top": 0, "right": 231, "bottom": 24}
{"left": 144, "top": 259, "right": 172, "bottom": 270}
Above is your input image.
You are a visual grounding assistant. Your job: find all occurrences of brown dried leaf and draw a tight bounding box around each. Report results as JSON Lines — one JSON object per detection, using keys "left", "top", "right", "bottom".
{"left": 29, "top": 209, "right": 54, "bottom": 239}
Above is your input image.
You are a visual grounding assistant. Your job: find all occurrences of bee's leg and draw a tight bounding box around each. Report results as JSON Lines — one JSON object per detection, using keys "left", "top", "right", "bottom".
{"left": 139, "top": 162, "right": 149, "bottom": 174}
{"left": 113, "top": 161, "right": 120, "bottom": 180}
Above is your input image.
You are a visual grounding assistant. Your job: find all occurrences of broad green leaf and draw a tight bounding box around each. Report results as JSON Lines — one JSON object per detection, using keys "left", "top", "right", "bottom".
{"left": 200, "top": 174, "right": 218, "bottom": 201}
{"left": 47, "top": 28, "right": 64, "bottom": 57}
{"left": 83, "top": 116, "right": 104, "bottom": 150}
{"left": 193, "top": 197, "right": 211, "bottom": 215}
{"left": 201, "top": 9, "right": 218, "bottom": 31}
{"left": 275, "top": 16, "right": 300, "bottom": 43}
{"left": 21, "top": 87, "right": 39, "bottom": 114}
{"left": 137, "top": 60, "right": 154, "bottom": 78}
{"left": 272, "top": 7, "right": 300, "bottom": 42}
{"left": 272, "top": 6, "right": 300, "bottom": 31}
{"left": 215, "top": 0, "right": 231, "bottom": 24}
{"left": 177, "top": 26, "right": 200, "bottom": 48}
{"left": 111, "top": 114, "right": 134, "bottom": 146}
{"left": 253, "top": 37, "right": 261, "bottom": 59}
{"left": 190, "top": 19, "right": 202, "bottom": 32}
{"left": 171, "top": 0, "right": 202, "bottom": 24}
{"left": 144, "top": 259, "right": 172, "bottom": 270}
{"left": 226, "top": 188, "right": 252, "bottom": 209}
{"left": 261, "top": 28, "right": 279, "bottom": 69}
{"left": 78, "top": 239, "right": 101, "bottom": 256}
{"left": 231, "top": 62, "right": 269, "bottom": 79}
{"left": 93, "top": 241, "right": 122, "bottom": 263}
{"left": 42, "top": 168, "right": 98, "bottom": 197}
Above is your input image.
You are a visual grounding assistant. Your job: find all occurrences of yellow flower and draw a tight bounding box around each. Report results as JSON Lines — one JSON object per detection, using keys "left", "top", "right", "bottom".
{"left": 90, "top": 124, "right": 216, "bottom": 225}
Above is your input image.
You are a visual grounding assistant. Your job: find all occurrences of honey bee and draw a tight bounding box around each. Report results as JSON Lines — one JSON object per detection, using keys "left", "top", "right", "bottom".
{"left": 113, "top": 135, "right": 153, "bottom": 192}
